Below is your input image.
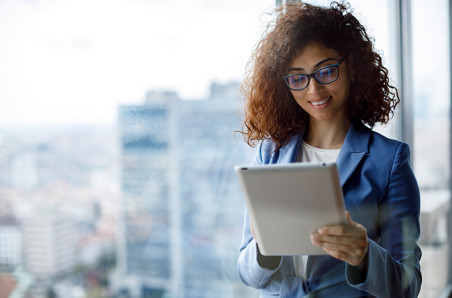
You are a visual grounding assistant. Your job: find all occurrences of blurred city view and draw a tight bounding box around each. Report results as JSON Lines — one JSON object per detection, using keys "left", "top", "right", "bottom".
{"left": 0, "top": 78, "right": 449, "bottom": 298}
{"left": 0, "top": 82, "right": 258, "bottom": 297}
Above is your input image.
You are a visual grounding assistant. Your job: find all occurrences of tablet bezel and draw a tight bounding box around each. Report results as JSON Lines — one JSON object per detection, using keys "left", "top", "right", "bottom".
{"left": 235, "top": 162, "right": 346, "bottom": 256}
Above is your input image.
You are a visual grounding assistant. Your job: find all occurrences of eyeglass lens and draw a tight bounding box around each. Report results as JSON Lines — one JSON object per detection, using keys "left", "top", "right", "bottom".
{"left": 286, "top": 65, "right": 339, "bottom": 90}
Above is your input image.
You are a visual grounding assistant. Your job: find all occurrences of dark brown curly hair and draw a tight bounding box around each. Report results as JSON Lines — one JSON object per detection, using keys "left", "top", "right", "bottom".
{"left": 241, "top": 1, "right": 399, "bottom": 150}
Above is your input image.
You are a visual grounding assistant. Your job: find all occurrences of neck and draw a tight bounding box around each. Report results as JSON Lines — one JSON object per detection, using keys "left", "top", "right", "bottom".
{"left": 304, "top": 118, "right": 351, "bottom": 149}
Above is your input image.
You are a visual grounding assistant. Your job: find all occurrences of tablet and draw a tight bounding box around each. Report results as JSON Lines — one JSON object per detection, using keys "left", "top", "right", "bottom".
{"left": 235, "top": 162, "right": 346, "bottom": 256}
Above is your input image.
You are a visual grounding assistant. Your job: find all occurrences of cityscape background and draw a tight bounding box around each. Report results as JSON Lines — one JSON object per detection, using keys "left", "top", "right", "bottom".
{"left": 0, "top": 0, "right": 451, "bottom": 297}
{"left": 0, "top": 81, "right": 259, "bottom": 297}
{"left": 0, "top": 79, "right": 449, "bottom": 298}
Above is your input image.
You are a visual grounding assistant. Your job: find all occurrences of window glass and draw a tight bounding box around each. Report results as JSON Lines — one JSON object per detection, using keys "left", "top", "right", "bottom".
{"left": 0, "top": 0, "right": 273, "bottom": 297}
{"left": 412, "top": 0, "right": 451, "bottom": 297}
{"left": 1, "top": 0, "right": 449, "bottom": 297}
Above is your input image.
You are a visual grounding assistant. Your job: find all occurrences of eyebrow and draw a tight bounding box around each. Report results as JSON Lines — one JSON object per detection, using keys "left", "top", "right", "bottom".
{"left": 287, "top": 57, "right": 339, "bottom": 73}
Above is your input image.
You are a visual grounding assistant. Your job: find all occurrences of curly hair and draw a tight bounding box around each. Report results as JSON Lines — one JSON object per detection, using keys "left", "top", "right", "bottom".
{"left": 241, "top": 1, "right": 399, "bottom": 150}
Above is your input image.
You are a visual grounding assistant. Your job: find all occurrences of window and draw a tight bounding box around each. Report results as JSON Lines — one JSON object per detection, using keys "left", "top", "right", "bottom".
{"left": 0, "top": 0, "right": 450, "bottom": 297}
{"left": 0, "top": 0, "right": 273, "bottom": 297}
{"left": 412, "top": 0, "right": 451, "bottom": 297}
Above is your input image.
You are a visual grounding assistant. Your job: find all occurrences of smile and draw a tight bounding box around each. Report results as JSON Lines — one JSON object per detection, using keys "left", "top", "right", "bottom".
{"left": 310, "top": 97, "right": 330, "bottom": 106}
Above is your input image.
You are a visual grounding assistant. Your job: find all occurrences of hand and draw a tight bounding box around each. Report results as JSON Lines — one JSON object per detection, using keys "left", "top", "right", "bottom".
{"left": 310, "top": 211, "right": 368, "bottom": 267}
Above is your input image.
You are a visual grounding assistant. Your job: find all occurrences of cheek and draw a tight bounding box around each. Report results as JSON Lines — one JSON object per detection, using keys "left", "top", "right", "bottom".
{"left": 291, "top": 94, "right": 306, "bottom": 109}
{"left": 290, "top": 91, "right": 305, "bottom": 106}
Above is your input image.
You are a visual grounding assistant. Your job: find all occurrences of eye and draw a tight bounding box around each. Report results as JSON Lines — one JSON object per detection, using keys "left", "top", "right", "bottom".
{"left": 316, "top": 67, "right": 337, "bottom": 81}
{"left": 289, "top": 75, "right": 307, "bottom": 85}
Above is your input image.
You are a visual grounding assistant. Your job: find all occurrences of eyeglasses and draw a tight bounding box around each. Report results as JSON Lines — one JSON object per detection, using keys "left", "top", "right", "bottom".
{"left": 282, "top": 58, "right": 345, "bottom": 91}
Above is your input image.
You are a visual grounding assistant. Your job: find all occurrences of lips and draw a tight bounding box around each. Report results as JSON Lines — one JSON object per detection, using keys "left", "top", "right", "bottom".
{"left": 310, "top": 97, "right": 331, "bottom": 106}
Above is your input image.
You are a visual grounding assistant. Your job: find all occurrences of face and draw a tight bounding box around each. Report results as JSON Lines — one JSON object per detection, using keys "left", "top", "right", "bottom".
{"left": 286, "top": 43, "right": 353, "bottom": 126}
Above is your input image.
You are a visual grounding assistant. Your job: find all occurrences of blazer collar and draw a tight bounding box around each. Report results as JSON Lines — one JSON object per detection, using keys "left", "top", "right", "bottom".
{"left": 281, "top": 123, "right": 370, "bottom": 186}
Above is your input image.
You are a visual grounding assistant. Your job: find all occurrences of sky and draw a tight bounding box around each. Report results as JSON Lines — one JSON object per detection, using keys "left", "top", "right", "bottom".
{"left": 0, "top": 0, "right": 275, "bottom": 125}
{"left": 0, "top": 0, "right": 401, "bottom": 126}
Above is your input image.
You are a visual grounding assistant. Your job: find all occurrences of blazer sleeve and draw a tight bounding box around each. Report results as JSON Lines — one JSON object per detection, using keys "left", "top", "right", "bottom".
{"left": 346, "top": 142, "right": 422, "bottom": 297}
{"left": 237, "top": 141, "right": 283, "bottom": 289}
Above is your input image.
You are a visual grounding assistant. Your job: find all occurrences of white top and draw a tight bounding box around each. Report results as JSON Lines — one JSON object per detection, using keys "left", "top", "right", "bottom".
{"left": 293, "top": 141, "right": 341, "bottom": 279}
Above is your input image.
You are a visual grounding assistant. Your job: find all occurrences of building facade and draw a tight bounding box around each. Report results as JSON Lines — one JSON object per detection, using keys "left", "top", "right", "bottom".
{"left": 0, "top": 217, "right": 22, "bottom": 270}
{"left": 114, "top": 82, "right": 257, "bottom": 297}
{"left": 22, "top": 215, "right": 75, "bottom": 277}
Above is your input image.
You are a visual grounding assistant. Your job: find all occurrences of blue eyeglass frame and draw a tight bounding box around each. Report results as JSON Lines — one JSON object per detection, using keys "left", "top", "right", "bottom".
{"left": 282, "top": 58, "right": 345, "bottom": 91}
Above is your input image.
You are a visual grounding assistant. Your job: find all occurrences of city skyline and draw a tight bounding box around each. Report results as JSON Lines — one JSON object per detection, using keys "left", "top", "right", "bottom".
{"left": 0, "top": 78, "right": 449, "bottom": 297}
{"left": 0, "top": 80, "right": 259, "bottom": 297}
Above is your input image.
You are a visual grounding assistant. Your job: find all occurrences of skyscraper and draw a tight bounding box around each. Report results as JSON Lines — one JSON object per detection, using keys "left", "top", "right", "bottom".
{"left": 0, "top": 216, "right": 21, "bottom": 270}
{"left": 114, "top": 82, "right": 257, "bottom": 297}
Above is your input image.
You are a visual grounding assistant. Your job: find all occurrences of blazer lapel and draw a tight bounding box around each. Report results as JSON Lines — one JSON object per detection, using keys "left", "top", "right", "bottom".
{"left": 279, "top": 133, "right": 304, "bottom": 163}
{"left": 336, "top": 124, "right": 370, "bottom": 186}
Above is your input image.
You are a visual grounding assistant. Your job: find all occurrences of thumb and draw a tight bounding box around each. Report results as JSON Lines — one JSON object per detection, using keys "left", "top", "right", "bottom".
{"left": 249, "top": 219, "right": 256, "bottom": 240}
{"left": 346, "top": 211, "right": 353, "bottom": 226}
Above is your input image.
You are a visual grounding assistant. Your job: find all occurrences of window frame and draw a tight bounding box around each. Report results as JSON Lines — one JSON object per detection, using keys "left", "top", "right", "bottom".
{"left": 448, "top": 0, "right": 452, "bottom": 292}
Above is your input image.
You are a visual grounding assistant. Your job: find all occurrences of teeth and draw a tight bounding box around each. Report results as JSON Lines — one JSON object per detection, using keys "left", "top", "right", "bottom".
{"left": 311, "top": 98, "right": 329, "bottom": 106}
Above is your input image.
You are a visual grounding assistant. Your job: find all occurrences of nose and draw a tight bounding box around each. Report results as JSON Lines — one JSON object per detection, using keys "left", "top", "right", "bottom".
{"left": 306, "top": 77, "right": 323, "bottom": 94}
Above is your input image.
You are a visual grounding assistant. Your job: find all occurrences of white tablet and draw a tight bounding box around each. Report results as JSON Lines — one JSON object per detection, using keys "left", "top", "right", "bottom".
{"left": 235, "top": 162, "right": 346, "bottom": 256}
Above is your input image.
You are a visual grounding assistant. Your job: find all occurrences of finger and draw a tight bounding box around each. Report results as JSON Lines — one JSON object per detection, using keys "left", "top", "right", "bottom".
{"left": 249, "top": 220, "right": 256, "bottom": 240}
{"left": 346, "top": 211, "right": 352, "bottom": 225}
{"left": 312, "top": 233, "right": 362, "bottom": 245}
{"left": 319, "top": 222, "right": 368, "bottom": 237}
{"left": 322, "top": 247, "right": 349, "bottom": 262}
{"left": 320, "top": 241, "right": 367, "bottom": 256}
{"left": 310, "top": 240, "right": 366, "bottom": 266}
{"left": 318, "top": 240, "right": 367, "bottom": 265}
{"left": 311, "top": 232, "right": 368, "bottom": 255}
{"left": 322, "top": 247, "right": 364, "bottom": 266}
{"left": 318, "top": 225, "right": 355, "bottom": 236}
{"left": 311, "top": 234, "right": 364, "bottom": 250}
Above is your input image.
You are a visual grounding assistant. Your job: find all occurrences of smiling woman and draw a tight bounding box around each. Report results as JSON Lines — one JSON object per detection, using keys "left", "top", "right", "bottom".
{"left": 238, "top": 2, "right": 421, "bottom": 297}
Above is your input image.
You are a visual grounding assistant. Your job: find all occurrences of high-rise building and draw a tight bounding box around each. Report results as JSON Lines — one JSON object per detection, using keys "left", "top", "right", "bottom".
{"left": 114, "top": 90, "right": 178, "bottom": 297}
{"left": 22, "top": 215, "right": 76, "bottom": 277}
{"left": 113, "top": 82, "right": 257, "bottom": 297}
{"left": 0, "top": 217, "right": 22, "bottom": 269}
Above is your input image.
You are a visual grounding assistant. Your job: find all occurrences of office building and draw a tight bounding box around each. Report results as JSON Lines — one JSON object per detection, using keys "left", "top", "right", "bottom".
{"left": 0, "top": 217, "right": 22, "bottom": 269}
{"left": 22, "top": 215, "right": 76, "bottom": 277}
{"left": 113, "top": 82, "right": 256, "bottom": 297}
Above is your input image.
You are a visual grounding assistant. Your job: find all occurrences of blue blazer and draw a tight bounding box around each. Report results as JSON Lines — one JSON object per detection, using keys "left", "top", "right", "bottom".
{"left": 237, "top": 123, "right": 422, "bottom": 297}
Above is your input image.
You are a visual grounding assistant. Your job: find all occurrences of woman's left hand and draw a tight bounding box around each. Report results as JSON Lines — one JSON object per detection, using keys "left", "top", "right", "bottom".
{"left": 310, "top": 211, "right": 368, "bottom": 267}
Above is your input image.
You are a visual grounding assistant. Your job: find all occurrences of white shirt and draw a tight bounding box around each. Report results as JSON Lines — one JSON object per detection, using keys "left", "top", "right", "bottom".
{"left": 293, "top": 141, "right": 341, "bottom": 279}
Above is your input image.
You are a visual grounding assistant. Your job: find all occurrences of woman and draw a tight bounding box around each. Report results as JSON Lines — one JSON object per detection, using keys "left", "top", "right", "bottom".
{"left": 237, "top": 2, "right": 422, "bottom": 297}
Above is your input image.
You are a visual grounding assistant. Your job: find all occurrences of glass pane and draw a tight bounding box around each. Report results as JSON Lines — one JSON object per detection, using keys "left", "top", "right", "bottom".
{"left": 0, "top": 0, "right": 274, "bottom": 297}
{"left": 412, "top": 0, "right": 451, "bottom": 297}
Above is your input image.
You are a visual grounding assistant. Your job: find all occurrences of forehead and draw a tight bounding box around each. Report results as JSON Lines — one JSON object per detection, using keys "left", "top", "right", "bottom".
{"left": 289, "top": 43, "right": 341, "bottom": 69}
